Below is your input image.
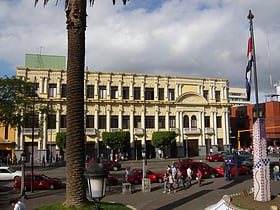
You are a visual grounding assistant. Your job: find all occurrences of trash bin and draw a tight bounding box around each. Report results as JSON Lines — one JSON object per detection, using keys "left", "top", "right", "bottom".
{"left": 122, "top": 182, "right": 132, "bottom": 194}
{"left": 142, "top": 178, "right": 151, "bottom": 192}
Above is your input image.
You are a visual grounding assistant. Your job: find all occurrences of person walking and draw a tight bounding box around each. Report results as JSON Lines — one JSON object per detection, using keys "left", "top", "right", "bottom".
{"left": 186, "top": 166, "right": 193, "bottom": 187}
{"left": 273, "top": 164, "right": 280, "bottom": 181}
{"left": 162, "top": 172, "right": 168, "bottom": 193}
{"left": 167, "top": 173, "right": 175, "bottom": 194}
{"left": 196, "top": 169, "right": 202, "bottom": 187}
{"left": 125, "top": 166, "right": 131, "bottom": 183}
{"left": 176, "top": 168, "right": 184, "bottom": 188}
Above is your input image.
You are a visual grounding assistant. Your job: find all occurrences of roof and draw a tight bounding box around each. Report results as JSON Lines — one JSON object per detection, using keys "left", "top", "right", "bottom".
{"left": 25, "top": 54, "right": 66, "bottom": 69}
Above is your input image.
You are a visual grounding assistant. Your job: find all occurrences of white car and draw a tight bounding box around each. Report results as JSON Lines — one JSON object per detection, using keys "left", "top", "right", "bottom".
{"left": 0, "top": 166, "right": 22, "bottom": 180}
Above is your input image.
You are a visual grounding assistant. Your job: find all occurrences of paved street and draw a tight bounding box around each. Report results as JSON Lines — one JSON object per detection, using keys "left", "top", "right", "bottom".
{"left": 1, "top": 156, "right": 280, "bottom": 210}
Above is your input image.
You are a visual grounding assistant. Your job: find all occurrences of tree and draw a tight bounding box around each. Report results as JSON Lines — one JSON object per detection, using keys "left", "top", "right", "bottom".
{"left": 35, "top": 0, "right": 129, "bottom": 207}
{"left": 56, "top": 131, "right": 66, "bottom": 150}
{"left": 151, "top": 131, "right": 176, "bottom": 151}
{"left": 102, "top": 131, "right": 130, "bottom": 151}
{"left": 0, "top": 76, "right": 32, "bottom": 128}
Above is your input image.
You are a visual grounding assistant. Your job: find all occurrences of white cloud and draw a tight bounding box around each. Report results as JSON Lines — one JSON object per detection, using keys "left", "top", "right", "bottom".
{"left": 1, "top": 0, "right": 280, "bottom": 102}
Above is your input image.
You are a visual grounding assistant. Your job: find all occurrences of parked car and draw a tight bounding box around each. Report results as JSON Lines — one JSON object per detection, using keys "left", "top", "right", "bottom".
{"left": 216, "top": 164, "right": 251, "bottom": 176}
{"left": 224, "top": 155, "right": 244, "bottom": 165}
{"left": 14, "top": 173, "right": 62, "bottom": 190}
{"left": 107, "top": 173, "right": 119, "bottom": 186}
{"left": 173, "top": 161, "right": 219, "bottom": 179}
{"left": 206, "top": 153, "right": 224, "bottom": 162}
{"left": 0, "top": 166, "right": 22, "bottom": 181}
{"left": 125, "top": 168, "right": 164, "bottom": 184}
{"left": 99, "top": 159, "right": 121, "bottom": 171}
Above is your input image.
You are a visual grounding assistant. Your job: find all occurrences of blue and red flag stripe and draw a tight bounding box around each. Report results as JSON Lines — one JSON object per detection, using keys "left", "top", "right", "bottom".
{"left": 245, "top": 29, "right": 253, "bottom": 101}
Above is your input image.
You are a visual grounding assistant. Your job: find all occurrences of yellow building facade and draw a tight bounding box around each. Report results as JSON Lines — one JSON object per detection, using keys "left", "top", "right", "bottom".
{"left": 16, "top": 65, "right": 231, "bottom": 162}
{"left": 0, "top": 124, "right": 16, "bottom": 165}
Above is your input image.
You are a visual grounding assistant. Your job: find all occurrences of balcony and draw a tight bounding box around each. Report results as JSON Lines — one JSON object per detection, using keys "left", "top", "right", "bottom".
{"left": 205, "top": 127, "right": 214, "bottom": 134}
{"left": 134, "top": 128, "right": 144, "bottom": 135}
{"left": 110, "top": 128, "right": 121, "bottom": 132}
{"left": 183, "top": 128, "right": 201, "bottom": 135}
{"left": 169, "top": 128, "right": 180, "bottom": 135}
{"left": 22, "top": 128, "right": 39, "bottom": 136}
{"left": 86, "top": 128, "right": 97, "bottom": 136}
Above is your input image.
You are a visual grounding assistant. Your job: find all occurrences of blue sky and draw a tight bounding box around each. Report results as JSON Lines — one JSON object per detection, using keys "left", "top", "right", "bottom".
{"left": 1, "top": 0, "right": 280, "bottom": 102}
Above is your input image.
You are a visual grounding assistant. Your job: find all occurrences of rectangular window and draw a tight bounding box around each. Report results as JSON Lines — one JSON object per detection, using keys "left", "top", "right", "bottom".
{"left": 87, "top": 85, "right": 94, "bottom": 98}
{"left": 168, "top": 89, "right": 175, "bottom": 100}
{"left": 61, "top": 84, "right": 67, "bottom": 98}
{"left": 134, "top": 87, "right": 140, "bottom": 100}
{"left": 158, "top": 88, "right": 164, "bottom": 100}
{"left": 205, "top": 116, "right": 210, "bottom": 128}
{"left": 122, "top": 116, "right": 130, "bottom": 129}
{"left": 123, "top": 87, "right": 129, "bottom": 99}
{"left": 134, "top": 116, "right": 141, "bottom": 128}
{"left": 98, "top": 115, "right": 106, "bottom": 129}
{"left": 111, "top": 86, "right": 118, "bottom": 99}
{"left": 4, "top": 125, "right": 8, "bottom": 139}
{"left": 216, "top": 116, "right": 222, "bottom": 128}
{"left": 145, "top": 88, "right": 154, "bottom": 100}
{"left": 86, "top": 115, "right": 94, "bottom": 128}
{"left": 215, "top": 91, "right": 221, "bottom": 102}
{"left": 110, "top": 116, "right": 118, "bottom": 128}
{"left": 203, "top": 90, "right": 208, "bottom": 100}
{"left": 24, "top": 115, "right": 39, "bottom": 128}
{"left": 169, "top": 116, "right": 176, "bottom": 128}
{"left": 145, "top": 116, "right": 155, "bottom": 128}
{"left": 99, "top": 86, "right": 106, "bottom": 99}
{"left": 60, "top": 115, "right": 67, "bottom": 128}
{"left": 47, "top": 115, "right": 56, "bottom": 129}
{"left": 48, "top": 84, "right": 57, "bottom": 98}
{"left": 159, "top": 116, "right": 165, "bottom": 129}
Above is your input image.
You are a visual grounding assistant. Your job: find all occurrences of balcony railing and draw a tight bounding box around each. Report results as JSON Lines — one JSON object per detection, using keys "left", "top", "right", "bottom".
{"left": 205, "top": 127, "right": 214, "bottom": 134}
{"left": 169, "top": 128, "right": 180, "bottom": 135}
{"left": 110, "top": 128, "right": 121, "bottom": 132}
{"left": 86, "top": 128, "right": 97, "bottom": 136}
{"left": 22, "top": 128, "right": 39, "bottom": 136}
{"left": 134, "top": 128, "right": 144, "bottom": 135}
{"left": 183, "top": 128, "right": 201, "bottom": 135}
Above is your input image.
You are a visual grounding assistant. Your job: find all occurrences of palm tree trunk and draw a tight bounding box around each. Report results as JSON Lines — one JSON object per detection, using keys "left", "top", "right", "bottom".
{"left": 65, "top": 0, "right": 87, "bottom": 207}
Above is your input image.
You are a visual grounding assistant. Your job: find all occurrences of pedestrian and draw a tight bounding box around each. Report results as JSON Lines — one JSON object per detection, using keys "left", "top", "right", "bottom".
{"left": 176, "top": 168, "right": 184, "bottom": 188}
{"left": 223, "top": 162, "right": 231, "bottom": 181}
{"left": 42, "top": 155, "right": 46, "bottom": 167}
{"left": 186, "top": 166, "right": 192, "bottom": 186}
{"left": 9, "top": 198, "right": 26, "bottom": 210}
{"left": 167, "top": 173, "right": 175, "bottom": 194}
{"left": 196, "top": 169, "right": 202, "bottom": 187}
{"left": 273, "top": 164, "right": 280, "bottom": 181}
{"left": 125, "top": 166, "right": 131, "bottom": 182}
{"left": 162, "top": 172, "right": 168, "bottom": 193}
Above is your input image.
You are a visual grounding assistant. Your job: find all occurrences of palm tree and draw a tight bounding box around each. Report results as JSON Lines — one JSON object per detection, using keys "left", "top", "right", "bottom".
{"left": 35, "top": 0, "right": 128, "bottom": 207}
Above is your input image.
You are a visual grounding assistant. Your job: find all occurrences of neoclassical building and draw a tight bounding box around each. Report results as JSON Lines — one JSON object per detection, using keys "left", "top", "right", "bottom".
{"left": 15, "top": 54, "right": 231, "bottom": 162}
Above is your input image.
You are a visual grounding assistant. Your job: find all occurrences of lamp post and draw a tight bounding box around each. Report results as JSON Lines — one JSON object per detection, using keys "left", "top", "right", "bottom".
{"left": 142, "top": 149, "right": 146, "bottom": 180}
{"left": 20, "top": 153, "right": 27, "bottom": 199}
{"left": 84, "top": 162, "right": 107, "bottom": 210}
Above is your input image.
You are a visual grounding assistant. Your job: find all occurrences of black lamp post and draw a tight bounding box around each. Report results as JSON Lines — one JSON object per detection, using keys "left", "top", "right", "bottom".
{"left": 20, "top": 153, "right": 27, "bottom": 199}
{"left": 84, "top": 162, "right": 107, "bottom": 210}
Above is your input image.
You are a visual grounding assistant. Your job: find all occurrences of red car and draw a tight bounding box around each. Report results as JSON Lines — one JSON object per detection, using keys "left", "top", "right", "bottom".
{"left": 107, "top": 173, "right": 119, "bottom": 186}
{"left": 206, "top": 153, "right": 224, "bottom": 162}
{"left": 216, "top": 164, "right": 251, "bottom": 176}
{"left": 14, "top": 173, "right": 62, "bottom": 190}
{"left": 125, "top": 168, "right": 164, "bottom": 184}
{"left": 99, "top": 159, "right": 122, "bottom": 171}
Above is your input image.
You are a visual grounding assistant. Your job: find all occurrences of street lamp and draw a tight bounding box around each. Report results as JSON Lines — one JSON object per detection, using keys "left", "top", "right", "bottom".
{"left": 84, "top": 162, "right": 107, "bottom": 210}
{"left": 20, "top": 153, "right": 27, "bottom": 199}
{"left": 142, "top": 149, "right": 146, "bottom": 180}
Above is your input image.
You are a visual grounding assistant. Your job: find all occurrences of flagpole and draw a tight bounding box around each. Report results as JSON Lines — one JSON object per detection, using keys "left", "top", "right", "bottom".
{"left": 248, "top": 10, "right": 259, "bottom": 117}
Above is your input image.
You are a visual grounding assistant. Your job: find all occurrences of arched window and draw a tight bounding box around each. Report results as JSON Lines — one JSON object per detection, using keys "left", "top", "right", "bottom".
{"left": 191, "top": 115, "right": 197, "bottom": 128}
{"left": 183, "top": 116, "right": 189, "bottom": 128}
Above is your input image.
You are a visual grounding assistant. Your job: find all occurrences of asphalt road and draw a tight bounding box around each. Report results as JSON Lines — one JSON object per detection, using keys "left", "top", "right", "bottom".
{"left": 1, "top": 155, "right": 280, "bottom": 210}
